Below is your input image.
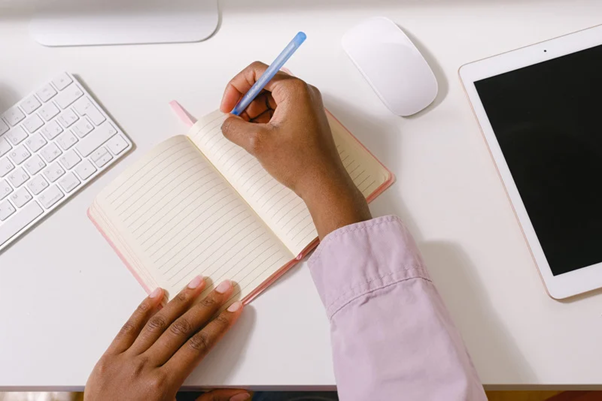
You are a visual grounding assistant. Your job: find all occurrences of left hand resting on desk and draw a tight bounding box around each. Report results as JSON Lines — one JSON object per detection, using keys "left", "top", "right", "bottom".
{"left": 84, "top": 277, "right": 250, "bottom": 401}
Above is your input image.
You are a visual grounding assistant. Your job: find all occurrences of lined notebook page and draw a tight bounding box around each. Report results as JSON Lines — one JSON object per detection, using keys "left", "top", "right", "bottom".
{"left": 187, "top": 110, "right": 391, "bottom": 256}
{"left": 91, "top": 136, "right": 293, "bottom": 300}
{"left": 328, "top": 113, "right": 392, "bottom": 198}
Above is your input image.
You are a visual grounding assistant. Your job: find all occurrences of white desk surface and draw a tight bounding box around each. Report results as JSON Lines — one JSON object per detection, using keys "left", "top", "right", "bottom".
{"left": 1, "top": 0, "right": 602, "bottom": 391}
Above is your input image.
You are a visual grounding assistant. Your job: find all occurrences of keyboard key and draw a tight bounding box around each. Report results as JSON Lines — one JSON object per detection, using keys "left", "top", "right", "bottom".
{"left": 74, "top": 159, "right": 96, "bottom": 180}
{"left": 7, "top": 167, "right": 29, "bottom": 188}
{"left": 21, "top": 96, "right": 41, "bottom": 114}
{"left": 91, "top": 147, "right": 113, "bottom": 168}
{"left": 0, "top": 200, "right": 16, "bottom": 221}
{"left": 43, "top": 163, "right": 65, "bottom": 183}
{"left": 23, "top": 154, "right": 46, "bottom": 175}
{"left": 0, "top": 119, "right": 9, "bottom": 135}
{"left": 27, "top": 175, "right": 49, "bottom": 195}
{"left": 2, "top": 106, "right": 25, "bottom": 126}
{"left": 23, "top": 115, "right": 44, "bottom": 134}
{"left": 5, "top": 127, "right": 28, "bottom": 146}
{"left": 0, "top": 158, "right": 15, "bottom": 177}
{"left": 73, "top": 98, "right": 106, "bottom": 125}
{"left": 38, "top": 185, "right": 64, "bottom": 209}
{"left": 40, "top": 121, "right": 63, "bottom": 141}
{"left": 0, "top": 137, "right": 11, "bottom": 157}
{"left": 59, "top": 150, "right": 81, "bottom": 170}
{"left": 55, "top": 84, "right": 83, "bottom": 109}
{"left": 10, "top": 187, "right": 32, "bottom": 208}
{"left": 40, "top": 143, "right": 62, "bottom": 163}
{"left": 72, "top": 118, "right": 94, "bottom": 138}
{"left": 58, "top": 172, "right": 80, "bottom": 193}
{"left": 0, "top": 200, "right": 43, "bottom": 246}
{"left": 76, "top": 122, "right": 117, "bottom": 157}
{"left": 8, "top": 146, "right": 31, "bottom": 165}
{"left": 90, "top": 147, "right": 106, "bottom": 161}
{"left": 52, "top": 73, "right": 73, "bottom": 91}
{"left": 38, "top": 102, "right": 60, "bottom": 121}
{"left": 0, "top": 180, "right": 12, "bottom": 200}
{"left": 25, "top": 133, "right": 47, "bottom": 153}
{"left": 57, "top": 131, "right": 78, "bottom": 150}
{"left": 57, "top": 109, "right": 79, "bottom": 128}
{"left": 36, "top": 84, "right": 57, "bottom": 102}
{"left": 106, "top": 134, "right": 129, "bottom": 155}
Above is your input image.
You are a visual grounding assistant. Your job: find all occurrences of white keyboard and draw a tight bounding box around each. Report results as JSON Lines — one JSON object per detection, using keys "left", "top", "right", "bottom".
{"left": 0, "top": 73, "right": 132, "bottom": 252}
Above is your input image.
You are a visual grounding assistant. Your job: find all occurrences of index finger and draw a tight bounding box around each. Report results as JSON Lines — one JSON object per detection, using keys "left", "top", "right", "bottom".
{"left": 162, "top": 301, "right": 244, "bottom": 382}
{"left": 106, "top": 288, "right": 164, "bottom": 354}
{"left": 219, "top": 61, "right": 293, "bottom": 113}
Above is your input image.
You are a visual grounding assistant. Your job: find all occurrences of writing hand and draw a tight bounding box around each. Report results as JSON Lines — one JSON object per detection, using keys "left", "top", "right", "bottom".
{"left": 220, "top": 62, "right": 371, "bottom": 238}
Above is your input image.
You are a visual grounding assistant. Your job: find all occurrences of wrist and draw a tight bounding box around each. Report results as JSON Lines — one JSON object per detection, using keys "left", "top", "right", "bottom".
{"left": 299, "top": 174, "right": 371, "bottom": 239}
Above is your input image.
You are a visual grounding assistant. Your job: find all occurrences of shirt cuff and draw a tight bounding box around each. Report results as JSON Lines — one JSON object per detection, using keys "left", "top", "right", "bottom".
{"left": 308, "top": 215, "right": 431, "bottom": 319}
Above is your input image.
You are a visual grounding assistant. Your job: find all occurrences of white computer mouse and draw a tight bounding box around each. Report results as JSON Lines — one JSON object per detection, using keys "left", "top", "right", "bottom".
{"left": 342, "top": 17, "right": 439, "bottom": 117}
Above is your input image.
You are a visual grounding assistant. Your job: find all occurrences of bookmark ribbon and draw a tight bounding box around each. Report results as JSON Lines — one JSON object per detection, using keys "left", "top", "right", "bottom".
{"left": 169, "top": 100, "right": 197, "bottom": 127}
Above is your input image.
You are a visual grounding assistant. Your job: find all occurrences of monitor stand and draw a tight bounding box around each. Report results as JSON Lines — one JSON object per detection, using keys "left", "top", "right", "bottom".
{"left": 29, "top": 0, "right": 219, "bottom": 47}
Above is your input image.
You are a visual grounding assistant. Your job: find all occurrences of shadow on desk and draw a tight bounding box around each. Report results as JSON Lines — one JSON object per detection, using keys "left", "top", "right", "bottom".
{"left": 370, "top": 173, "right": 536, "bottom": 383}
{"left": 323, "top": 86, "right": 535, "bottom": 385}
{"left": 420, "top": 241, "right": 536, "bottom": 384}
{"left": 0, "top": 84, "right": 20, "bottom": 114}
{"left": 183, "top": 306, "right": 257, "bottom": 384}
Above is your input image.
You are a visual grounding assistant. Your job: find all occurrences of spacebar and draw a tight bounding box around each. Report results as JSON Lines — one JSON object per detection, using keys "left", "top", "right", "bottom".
{"left": 0, "top": 201, "right": 44, "bottom": 246}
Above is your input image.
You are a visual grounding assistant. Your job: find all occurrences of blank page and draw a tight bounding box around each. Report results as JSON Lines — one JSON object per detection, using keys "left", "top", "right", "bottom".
{"left": 90, "top": 136, "right": 293, "bottom": 301}
{"left": 187, "top": 111, "right": 391, "bottom": 256}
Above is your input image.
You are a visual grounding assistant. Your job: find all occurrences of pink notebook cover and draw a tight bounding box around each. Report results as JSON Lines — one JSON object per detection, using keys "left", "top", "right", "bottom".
{"left": 88, "top": 102, "right": 395, "bottom": 305}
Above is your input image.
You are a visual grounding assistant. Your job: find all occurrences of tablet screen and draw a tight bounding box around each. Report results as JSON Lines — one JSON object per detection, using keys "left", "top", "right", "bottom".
{"left": 475, "top": 45, "right": 602, "bottom": 276}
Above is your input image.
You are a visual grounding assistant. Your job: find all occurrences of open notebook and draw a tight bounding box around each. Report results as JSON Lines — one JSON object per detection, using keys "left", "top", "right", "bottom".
{"left": 89, "top": 110, "right": 393, "bottom": 304}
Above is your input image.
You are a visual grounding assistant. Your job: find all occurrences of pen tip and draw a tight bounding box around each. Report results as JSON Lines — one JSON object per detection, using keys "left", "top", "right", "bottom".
{"left": 297, "top": 31, "right": 307, "bottom": 42}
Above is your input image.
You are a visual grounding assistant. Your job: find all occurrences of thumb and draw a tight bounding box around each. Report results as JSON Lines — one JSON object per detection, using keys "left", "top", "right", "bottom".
{"left": 195, "top": 389, "right": 251, "bottom": 401}
{"left": 221, "top": 115, "right": 268, "bottom": 156}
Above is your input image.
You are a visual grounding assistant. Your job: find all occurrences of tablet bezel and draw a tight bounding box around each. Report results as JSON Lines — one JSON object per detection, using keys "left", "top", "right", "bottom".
{"left": 459, "top": 24, "right": 602, "bottom": 299}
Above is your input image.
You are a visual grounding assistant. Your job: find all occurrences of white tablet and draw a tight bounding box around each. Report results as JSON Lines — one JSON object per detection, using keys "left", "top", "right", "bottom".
{"left": 460, "top": 25, "right": 602, "bottom": 299}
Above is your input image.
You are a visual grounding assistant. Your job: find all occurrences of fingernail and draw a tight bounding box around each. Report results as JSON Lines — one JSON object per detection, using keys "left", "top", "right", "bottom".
{"left": 187, "top": 275, "right": 204, "bottom": 289}
{"left": 227, "top": 301, "right": 243, "bottom": 312}
{"left": 149, "top": 288, "right": 162, "bottom": 299}
{"left": 230, "top": 393, "right": 250, "bottom": 401}
{"left": 215, "top": 280, "right": 232, "bottom": 294}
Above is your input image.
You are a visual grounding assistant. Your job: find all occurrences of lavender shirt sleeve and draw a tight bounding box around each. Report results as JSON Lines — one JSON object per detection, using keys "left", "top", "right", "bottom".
{"left": 308, "top": 216, "right": 487, "bottom": 401}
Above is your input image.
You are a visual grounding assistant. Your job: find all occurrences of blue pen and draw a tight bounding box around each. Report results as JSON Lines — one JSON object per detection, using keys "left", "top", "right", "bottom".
{"left": 231, "top": 32, "right": 307, "bottom": 116}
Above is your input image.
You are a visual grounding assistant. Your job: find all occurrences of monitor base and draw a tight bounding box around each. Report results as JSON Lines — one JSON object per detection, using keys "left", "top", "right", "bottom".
{"left": 30, "top": 0, "right": 219, "bottom": 47}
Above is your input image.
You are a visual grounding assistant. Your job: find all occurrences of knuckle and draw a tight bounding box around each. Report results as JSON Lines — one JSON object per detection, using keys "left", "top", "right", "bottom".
{"left": 247, "top": 131, "right": 265, "bottom": 154}
{"left": 247, "top": 134, "right": 260, "bottom": 153}
{"left": 308, "top": 84, "right": 322, "bottom": 99}
{"left": 214, "top": 313, "right": 231, "bottom": 329}
{"left": 147, "top": 371, "right": 168, "bottom": 393}
{"left": 221, "top": 118, "right": 232, "bottom": 136}
{"left": 169, "top": 318, "right": 193, "bottom": 337}
{"left": 136, "top": 300, "right": 151, "bottom": 313}
{"left": 146, "top": 315, "right": 167, "bottom": 333}
{"left": 189, "top": 331, "right": 211, "bottom": 353}
{"left": 175, "top": 290, "right": 189, "bottom": 304}
{"left": 118, "top": 321, "right": 136, "bottom": 336}
{"left": 200, "top": 295, "right": 218, "bottom": 308}
{"left": 250, "top": 60, "right": 266, "bottom": 69}
{"left": 226, "top": 77, "right": 238, "bottom": 91}
{"left": 130, "top": 355, "right": 149, "bottom": 377}
{"left": 94, "top": 356, "right": 110, "bottom": 376}
{"left": 290, "top": 78, "right": 309, "bottom": 93}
